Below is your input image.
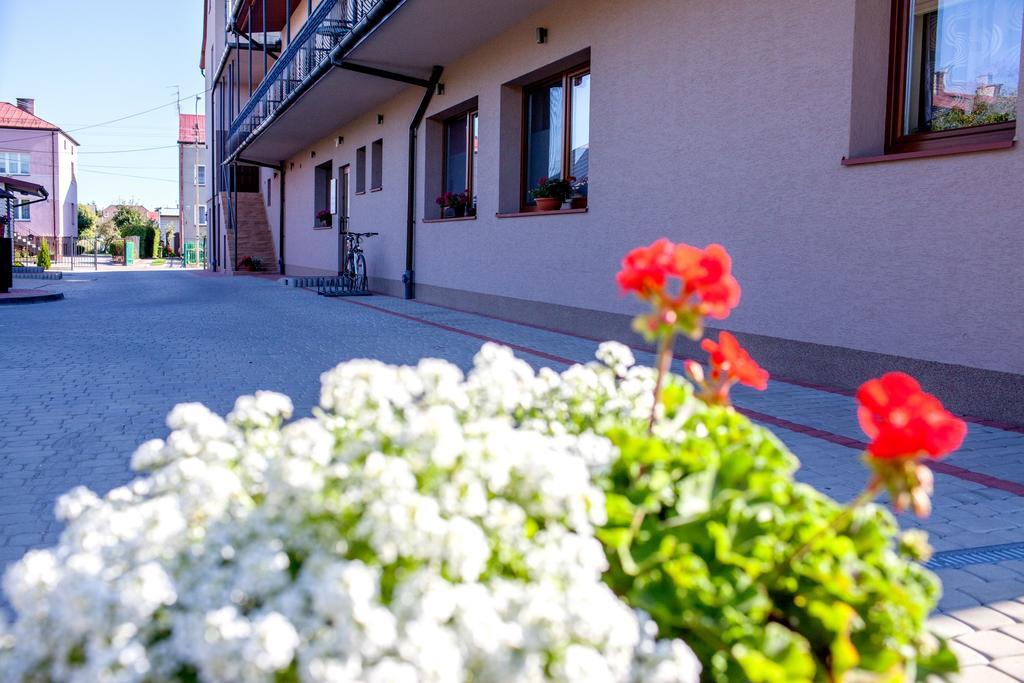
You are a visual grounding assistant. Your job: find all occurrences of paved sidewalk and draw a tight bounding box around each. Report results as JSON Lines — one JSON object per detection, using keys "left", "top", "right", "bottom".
{"left": 1, "top": 271, "right": 1021, "bottom": 680}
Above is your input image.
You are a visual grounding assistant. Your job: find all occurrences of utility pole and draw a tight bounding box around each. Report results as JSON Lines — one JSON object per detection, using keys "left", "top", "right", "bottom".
{"left": 194, "top": 95, "right": 204, "bottom": 269}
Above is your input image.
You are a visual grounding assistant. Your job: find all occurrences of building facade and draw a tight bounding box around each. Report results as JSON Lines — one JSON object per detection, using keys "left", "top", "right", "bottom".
{"left": 201, "top": 0, "right": 1024, "bottom": 424}
{"left": 178, "top": 114, "right": 208, "bottom": 251}
{"left": 0, "top": 99, "right": 79, "bottom": 240}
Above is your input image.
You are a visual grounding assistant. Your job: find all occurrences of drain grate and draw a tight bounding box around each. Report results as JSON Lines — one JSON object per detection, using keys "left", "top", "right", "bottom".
{"left": 926, "top": 542, "right": 1024, "bottom": 570}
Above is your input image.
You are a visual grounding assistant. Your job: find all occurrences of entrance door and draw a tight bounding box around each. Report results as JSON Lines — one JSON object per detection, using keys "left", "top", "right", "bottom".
{"left": 337, "top": 165, "right": 350, "bottom": 276}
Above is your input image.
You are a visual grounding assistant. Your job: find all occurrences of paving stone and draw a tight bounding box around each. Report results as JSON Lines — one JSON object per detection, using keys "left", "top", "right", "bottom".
{"left": 1001, "top": 624, "right": 1024, "bottom": 643}
{"left": 956, "top": 664, "right": 1019, "bottom": 682}
{"left": 949, "top": 641, "right": 990, "bottom": 667}
{"left": 993, "top": 655, "right": 1024, "bottom": 680}
{"left": 949, "top": 606, "right": 1016, "bottom": 630}
{"left": 928, "top": 614, "right": 974, "bottom": 639}
{"left": 966, "top": 565, "right": 1024, "bottom": 582}
{"left": 991, "top": 601, "right": 1024, "bottom": 622}
{"left": 939, "top": 590, "right": 983, "bottom": 613}
{"left": 960, "top": 580, "right": 1024, "bottom": 605}
{"left": 957, "top": 631, "right": 1024, "bottom": 659}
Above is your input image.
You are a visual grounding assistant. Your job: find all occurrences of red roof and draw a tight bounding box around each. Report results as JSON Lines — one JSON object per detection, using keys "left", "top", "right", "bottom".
{"left": 0, "top": 102, "right": 59, "bottom": 131}
{"left": 178, "top": 114, "right": 206, "bottom": 144}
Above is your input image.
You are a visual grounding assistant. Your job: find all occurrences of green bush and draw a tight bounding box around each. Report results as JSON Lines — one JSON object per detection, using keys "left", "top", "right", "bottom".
{"left": 108, "top": 239, "right": 124, "bottom": 258}
{"left": 145, "top": 225, "right": 159, "bottom": 259}
{"left": 522, "top": 371, "right": 954, "bottom": 683}
{"left": 36, "top": 240, "right": 51, "bottom": 270}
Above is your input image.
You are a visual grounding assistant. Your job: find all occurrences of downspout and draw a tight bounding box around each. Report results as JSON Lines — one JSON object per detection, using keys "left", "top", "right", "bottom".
{"left": 403, "top": 65, "right": 443, "bottom": 300}
{"left": 51, "top": 132, "right": 57, "bottom": 243}
{"left": 278, "top": 162, "right": 285, "bottom": 274}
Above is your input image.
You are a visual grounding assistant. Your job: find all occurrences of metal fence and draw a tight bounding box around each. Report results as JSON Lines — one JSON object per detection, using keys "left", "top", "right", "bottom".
{"left": 226, "top": 0, "right": 383, "bottom": 158}
{"left": 12, "top": 235, "right": 100, "bottom": 271}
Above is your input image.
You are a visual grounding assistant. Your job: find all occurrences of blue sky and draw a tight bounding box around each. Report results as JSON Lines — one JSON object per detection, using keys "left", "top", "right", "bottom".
{"left": 0, "top": 1, "right": 207, "bottom": 211}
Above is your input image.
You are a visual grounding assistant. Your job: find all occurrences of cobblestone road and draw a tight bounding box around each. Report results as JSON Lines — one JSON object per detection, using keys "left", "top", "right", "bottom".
{"left": 2, "top": 271, "right": 1022, "bottom": 681}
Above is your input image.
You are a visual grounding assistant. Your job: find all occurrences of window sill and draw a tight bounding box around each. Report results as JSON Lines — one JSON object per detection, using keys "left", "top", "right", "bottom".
{"left": 422, "top": 215, "right": 477, "bottom": 224}
{"left": 312, "top": 225, "right": 333, "bottom": 230}
{"left": 355, "top": 191, "right": 366, "bottom": 196}
{"left": 496, "top": 208, "right": 588, "bottom": 219}
{"left": 370, "top": 187, "right": 383, "bottom": 193}
{"left": 842, "top": 139, "right": 1014, "bottom": 166}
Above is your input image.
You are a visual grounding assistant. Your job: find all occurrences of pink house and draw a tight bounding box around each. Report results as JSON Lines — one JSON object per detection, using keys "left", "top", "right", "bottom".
{"left": 0, "top": 99, "right": 79, "bottom": 240}
{"left": 200, "top": 0, "right": 1024, "bottom": 425}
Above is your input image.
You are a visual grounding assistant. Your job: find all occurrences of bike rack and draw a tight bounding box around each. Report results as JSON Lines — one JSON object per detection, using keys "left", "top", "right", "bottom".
{"left": 316, "top": 276, "right": 372, "bottom": 297}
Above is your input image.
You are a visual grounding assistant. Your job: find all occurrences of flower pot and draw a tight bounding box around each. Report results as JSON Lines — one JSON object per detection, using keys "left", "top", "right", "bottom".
{"left": 534, "top": 197, "right": 562, "bottom": 212}
{"left": 570, "top": 197, "right": 588, "bottom": 210}
{"left": 444, "top": 206, "right": 467, "bottom": 219}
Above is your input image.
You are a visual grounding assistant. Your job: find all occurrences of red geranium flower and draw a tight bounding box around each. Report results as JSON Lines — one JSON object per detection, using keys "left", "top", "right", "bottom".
{"left": 701, "top": 331, "right": 769, "bottom": 391}
{"left": 616, "top": 238, "right": 676, "bottom": 296}
{"left": 856, "top": 372, "right": 966, "bottom": 460}
{"left": 674, "top": 243, "right": 741, "bottom": 320}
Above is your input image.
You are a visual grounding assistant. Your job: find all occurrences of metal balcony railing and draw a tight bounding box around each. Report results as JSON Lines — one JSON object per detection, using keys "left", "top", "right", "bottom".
{"left": 226, "top": 0, "right": 384, "bottom": 159}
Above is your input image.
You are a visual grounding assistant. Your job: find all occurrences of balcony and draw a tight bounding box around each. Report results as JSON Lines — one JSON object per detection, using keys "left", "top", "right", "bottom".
{"left": 226, "top": 0, "right": 384, "bottom": 160}
{"left": 227, "top": 0, "right": 557, "bottom": 166}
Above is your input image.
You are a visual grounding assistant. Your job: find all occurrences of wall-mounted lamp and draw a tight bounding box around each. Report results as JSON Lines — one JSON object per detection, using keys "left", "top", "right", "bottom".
{"left": 289, "top": 162, "right": 295, "bottom": 170}
{"left": 336, "top": 136, "right": 344, "bottom": 146}
{"left": 536, "top": 27, "right": 548, "bottom": 44}
{"left": 310, "top": 150, "right": 316, "bottom": 158}
{"left": 437, "top": 83, "right": 445, "bottom": 96}
{"left": 377, "top": 114, "right": 384, "bottom": 125}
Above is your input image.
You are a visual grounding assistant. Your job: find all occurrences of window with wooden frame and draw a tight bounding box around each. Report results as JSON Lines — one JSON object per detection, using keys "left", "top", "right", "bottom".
{"left": 442, "top": 109, "right": 479, "bottom": 211}
{"left": 887, "top": 0, "right": 1022, "bottom": 154}
{"left": 522, "top": 65, "right": 590, "bottom": 209}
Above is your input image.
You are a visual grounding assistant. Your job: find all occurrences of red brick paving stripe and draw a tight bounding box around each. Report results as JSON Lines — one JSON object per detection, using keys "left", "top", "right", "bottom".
{"left": 330, "top": 297, "right": 1024, "bottom": 498}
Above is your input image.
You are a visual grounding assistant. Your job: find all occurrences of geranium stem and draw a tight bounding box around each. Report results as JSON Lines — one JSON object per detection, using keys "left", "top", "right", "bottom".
{"left": 786, "top": 478, "right": 882, "bottom": 568}
{"left": 648, "top": 331, "right": 676, "bottom": 432}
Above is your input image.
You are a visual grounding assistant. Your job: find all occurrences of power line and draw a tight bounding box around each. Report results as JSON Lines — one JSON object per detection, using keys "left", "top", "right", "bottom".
{"left": 79, "top": 144, "right": 180, "bottom": 155}
{"left": 0, "top": 87, "right": 210, "bottom": 145}
{"left": 80, "top": 164, "right": 178, "bottom": 170}
{"left": 82, "top": 169, "right": 177, "bottom": 183}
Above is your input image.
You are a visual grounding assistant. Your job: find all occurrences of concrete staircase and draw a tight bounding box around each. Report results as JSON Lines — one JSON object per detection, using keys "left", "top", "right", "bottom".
{"left": 219, "top": 191, "right": 278, "bottom": 273}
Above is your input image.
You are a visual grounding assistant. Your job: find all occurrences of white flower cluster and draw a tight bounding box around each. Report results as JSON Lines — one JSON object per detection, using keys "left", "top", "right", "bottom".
{"left": 0, "top": 344, "right": 699, "bottom": 683}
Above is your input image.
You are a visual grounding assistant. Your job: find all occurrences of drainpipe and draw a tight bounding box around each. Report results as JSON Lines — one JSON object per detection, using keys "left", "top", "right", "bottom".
{"left": 51, "top": 131, "right": 57, "bottom": 245}
{"left": 403, "top": 65, "right": 443, "bottom": 300}
{"left": 278, "top": 162, "right": 286, "bottom": 274}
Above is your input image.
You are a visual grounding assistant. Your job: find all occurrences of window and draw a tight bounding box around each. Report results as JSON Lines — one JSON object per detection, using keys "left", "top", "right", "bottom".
{"left": 267, "top": 178, "right": 272, "bottom": 206}
{"left": 371, "top": 139, "right": 383, "bottom": 191}
{"left": 196, "top": 204, "right": 208, "bottom": 226}
{"left": 888, "top": 0, "right": 1022, "bottom": 153}
{"left": 443, "top": 110, "right": 479, "bottom": 208}
{"left": 195, "top": 164, "right": 207, "bottom": 186}
{"left": 356, "top": 146, "right": 367, "bottom": 194}
{"left": 13, "top": 203, "right": 30, "bottom": 221}
{"left": 523, "top": 66, "right": 590, "bottom": 207}
{"left": 314, "top": 161, "right": 333, "bottom": 225}
{"left": 0, "top": 152, "right": 30, "bottom": 175}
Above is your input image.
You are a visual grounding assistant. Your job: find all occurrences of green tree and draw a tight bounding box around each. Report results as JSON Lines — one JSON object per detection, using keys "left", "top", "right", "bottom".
{"left": 112, "top": 206, "right": 147, "bottom": 236}
{"left": 77, "top": 205, "right": 97, "bottom": 235}
{"left": 36, "top": 239, "right": 51, "bottom": 270}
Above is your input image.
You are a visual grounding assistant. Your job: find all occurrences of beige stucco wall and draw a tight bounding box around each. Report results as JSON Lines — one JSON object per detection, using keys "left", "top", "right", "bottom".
{"left": 272, "top": 0, "right": 1022, "bottom": 376}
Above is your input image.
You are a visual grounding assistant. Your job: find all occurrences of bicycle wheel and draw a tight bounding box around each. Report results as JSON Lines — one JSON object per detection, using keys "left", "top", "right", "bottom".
{"left": 354, "top": 253, "right": 367, "bottom": 292}
{"left": 341, "top": 250, "right": 356, "bottom": 291}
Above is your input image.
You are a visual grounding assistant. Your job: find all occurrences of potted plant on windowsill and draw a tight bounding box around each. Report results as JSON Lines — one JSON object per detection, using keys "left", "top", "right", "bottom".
{"left": 315, "top": 209, "right": 332, "bottom": 228}
{"left": 529, "top": 176, "right": 573, "bottom": 212}
{"left": 570, "top": 176, "right": 588, "bottom": 209}
{"left": 435, "top": 191, "right": 469, "bottom": 219}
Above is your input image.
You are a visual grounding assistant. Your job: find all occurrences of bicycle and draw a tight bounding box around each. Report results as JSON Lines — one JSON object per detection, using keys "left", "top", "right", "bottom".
{"left": 341, "top": 231, "right": 378, "bottom": 292}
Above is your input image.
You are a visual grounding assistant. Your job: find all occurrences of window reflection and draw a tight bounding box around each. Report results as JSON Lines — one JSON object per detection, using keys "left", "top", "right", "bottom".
{"left": 905, "top": 0, "right": 1022, "bottom": 134}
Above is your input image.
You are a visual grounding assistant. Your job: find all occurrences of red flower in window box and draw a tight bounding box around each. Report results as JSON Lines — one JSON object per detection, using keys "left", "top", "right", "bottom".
{"left": 856, "top": 372, "right": 966, "bottom": 460}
